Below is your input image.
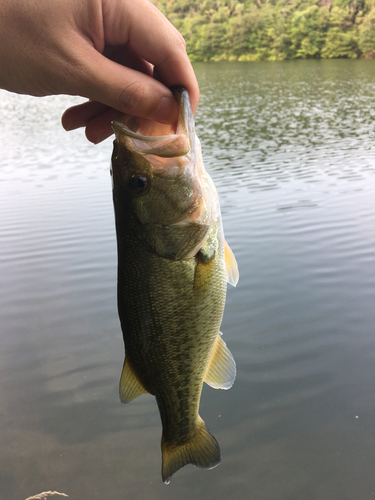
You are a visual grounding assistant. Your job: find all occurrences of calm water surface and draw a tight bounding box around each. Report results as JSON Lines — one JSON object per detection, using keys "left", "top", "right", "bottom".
{"left": 1, "top": 60, "right": 375, "bottom": 500}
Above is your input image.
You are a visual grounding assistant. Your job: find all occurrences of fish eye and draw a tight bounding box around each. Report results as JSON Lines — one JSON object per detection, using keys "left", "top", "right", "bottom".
{"left": 129, "top": 174, "right": 149, "bottom": 194}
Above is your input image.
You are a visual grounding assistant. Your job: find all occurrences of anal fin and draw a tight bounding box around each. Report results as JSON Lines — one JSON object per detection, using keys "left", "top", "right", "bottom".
{"left": 204, "top": 333, "right": 236, "bottom": 390}
{"left": 119, "top": 355, "right": 149, "bottom": 403}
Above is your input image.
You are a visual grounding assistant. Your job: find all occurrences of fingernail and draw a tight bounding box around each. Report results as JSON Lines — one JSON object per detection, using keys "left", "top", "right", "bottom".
{"left": 64, "top": 120, "right": 81, "bottom": 131}
{"left": 151, "top": 96, "right": 178, "bottom": 123}
{"left": 88, "top": 130, "right": 112, "bottom": 144}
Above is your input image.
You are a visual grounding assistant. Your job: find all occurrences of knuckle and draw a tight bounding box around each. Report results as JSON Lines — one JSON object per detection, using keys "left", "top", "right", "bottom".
{"left": 157, "top": 32, "right": 188, "bottom": 68}
{"left": 175, "top": 32, "right": 187, "bottom": 53}
{"left": 117, "top": 80, "right": 145, "bottom": 113}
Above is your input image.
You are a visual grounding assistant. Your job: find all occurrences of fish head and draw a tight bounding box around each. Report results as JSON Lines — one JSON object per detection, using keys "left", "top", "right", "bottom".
{"left": 111, "top": 87, "right": 219, "bottom": 259}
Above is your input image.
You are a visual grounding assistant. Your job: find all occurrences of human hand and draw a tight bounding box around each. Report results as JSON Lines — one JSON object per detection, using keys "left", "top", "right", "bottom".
{"left": 0, "top": 0, "right": 199, "bottom": 143}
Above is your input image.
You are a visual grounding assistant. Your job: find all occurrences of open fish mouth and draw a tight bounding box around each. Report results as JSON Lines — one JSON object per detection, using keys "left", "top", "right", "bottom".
{"left": 111, "top": 87, "right": 216, "bottom": 229}
{"left": 112, "top": 86, "right": 194, "bottom": 163}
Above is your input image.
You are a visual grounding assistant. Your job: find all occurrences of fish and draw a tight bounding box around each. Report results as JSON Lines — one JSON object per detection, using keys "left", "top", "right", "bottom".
{"left": 110, "top": 87, "right": 239, "bottom": 484}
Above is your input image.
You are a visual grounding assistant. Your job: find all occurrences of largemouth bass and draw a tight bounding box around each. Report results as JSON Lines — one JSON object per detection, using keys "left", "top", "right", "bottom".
{"left": 111, "top": 87, "right": 239, "bottom": 484}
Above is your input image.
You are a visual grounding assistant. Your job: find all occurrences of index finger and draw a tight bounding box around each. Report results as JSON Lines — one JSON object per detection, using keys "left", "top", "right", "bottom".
{"left": 103, "top": 0, "right": 199, "bottom": 113}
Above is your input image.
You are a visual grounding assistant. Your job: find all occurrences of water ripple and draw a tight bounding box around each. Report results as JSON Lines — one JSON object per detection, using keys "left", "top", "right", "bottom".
{"left": 1, "top": 61, "right": 375, "bottom": 499}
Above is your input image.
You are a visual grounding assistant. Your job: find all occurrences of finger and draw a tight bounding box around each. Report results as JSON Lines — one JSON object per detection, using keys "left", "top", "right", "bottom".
{"left": 62, "top": 43, "right": 156, "bottom": 132}
{"left": 103, "top": 43, "right": 154, "bottom": 77}
{"left": 84, "top": 107, "right": 124, "bottom": 144}
{"left": 74, "top": 44, "right": 180, "bottom": 124}
{"left": 62, "top": 101, "right": 110, "bottom": 131}
{"left": 101, "top": 0, "right": 199, "bottom": 113}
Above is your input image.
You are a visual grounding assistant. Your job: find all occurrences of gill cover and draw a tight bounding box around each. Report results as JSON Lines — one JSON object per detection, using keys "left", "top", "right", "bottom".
{"left": 111, "top": 87, "right": 218, "bottom": 260}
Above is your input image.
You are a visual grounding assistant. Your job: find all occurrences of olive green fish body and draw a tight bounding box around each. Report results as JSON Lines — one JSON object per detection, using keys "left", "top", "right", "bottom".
{"left": 111, "top": 88, "right": 238, "bottom": 483}
{"left": 116, "top": 222, "right": 226, "bottom": 414}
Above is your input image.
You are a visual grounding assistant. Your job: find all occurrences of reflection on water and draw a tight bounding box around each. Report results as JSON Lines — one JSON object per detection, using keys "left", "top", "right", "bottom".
{"left": 1, "top": 60, "right": 375, "bottom": 500}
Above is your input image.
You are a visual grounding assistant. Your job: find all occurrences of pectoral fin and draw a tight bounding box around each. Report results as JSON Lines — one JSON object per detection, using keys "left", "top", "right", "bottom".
{"left": 204, "top": 333, "right": 236, "bottom": 390}
{"left": 119, "top": 356, "right": 149, "bottom": 403}
{"left": 225, "top": 240, "right": 239, "bottom": 287}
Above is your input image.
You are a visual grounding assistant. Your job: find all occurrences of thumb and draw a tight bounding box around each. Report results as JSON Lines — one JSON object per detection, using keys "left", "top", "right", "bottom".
{"left": 74, "top": 45, "right": 179, "bottom": 123}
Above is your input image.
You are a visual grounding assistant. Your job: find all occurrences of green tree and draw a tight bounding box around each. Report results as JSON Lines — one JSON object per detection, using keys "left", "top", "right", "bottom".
{"left": 358, "top": 1, "right": 375, "bottom": 56}
{"left": 287, "top": 5, "right": 330, "bottom": 58}
{"left": 151, "top": 0, "right": 375, "bottom": 61}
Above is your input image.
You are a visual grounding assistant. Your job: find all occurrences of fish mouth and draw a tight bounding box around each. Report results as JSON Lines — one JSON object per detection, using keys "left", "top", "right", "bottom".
{"left": 112, "top": 87, "right": 208, "bottom": 226}
{"left": 111, "top": 87, "right": 195, "bottom": 161}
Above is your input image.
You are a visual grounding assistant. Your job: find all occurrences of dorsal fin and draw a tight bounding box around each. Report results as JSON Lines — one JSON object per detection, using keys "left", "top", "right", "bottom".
{"left": 204, "top": 333, "right": 236, "bottom": 390}
{"left": 119, "top": 356, "right": 149, "bottom": 403}
{"left": 225, "top": 240, "right": 239, "bottom": 287}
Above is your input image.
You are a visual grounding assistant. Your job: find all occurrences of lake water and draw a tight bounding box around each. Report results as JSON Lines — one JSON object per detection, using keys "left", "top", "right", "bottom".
{"left": 1, "top": 59, "right": 375, "bottom": 500}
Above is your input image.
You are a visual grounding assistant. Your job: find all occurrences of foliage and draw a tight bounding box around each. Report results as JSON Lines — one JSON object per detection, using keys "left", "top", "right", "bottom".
{"left": 152, "top": 0, "right": 375, "bottom": 60}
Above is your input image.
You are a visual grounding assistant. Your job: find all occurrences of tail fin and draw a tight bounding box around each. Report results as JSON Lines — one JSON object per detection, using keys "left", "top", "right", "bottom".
{"left": 161, "top": 418, "right": 221, "bottom": 484}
